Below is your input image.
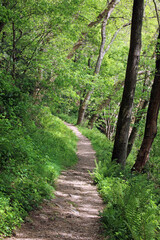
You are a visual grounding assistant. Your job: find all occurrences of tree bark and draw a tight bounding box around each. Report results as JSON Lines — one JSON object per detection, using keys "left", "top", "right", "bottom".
{"left": 76, "top": 1, "right": 123, "bottom": 126}
{"left": 87, "top": 23, "right": 130, "bottom": 129}
{"left": 88, "top": 0, "right": 120, "bottom": 27}
{"left": 12, "top": 22, "right": 16, "bottom": 79}
{"left": 88, "top": 80, "right": 124, "bottom": 129}
{"left": 94, "top": 17, "right": 108, "bottom": 74}
{"left": 88, "top": 98, "right": 111, "bottom": 129}
{"left": 76, "top": 91, "right": 93, "bottom": 125}
{"left": 76, "top": 15, "right": 106, "bottom": 125}
{"left": 112, "top": 0, "right": 144, "bottom": 166}
{"left": 127, "top": 70, "right": 150, "bottom": 157}
{"left": 132, "top": 31, "right": 160, "bottom": 172}
{"left": 127, "top": 99, "right": 148, "bottom": 158}
{"left": 0, "top": 22, "right": 5, "bottom": 33}
{"left": 67, "top": 0, "right": 121, "bottom": 59}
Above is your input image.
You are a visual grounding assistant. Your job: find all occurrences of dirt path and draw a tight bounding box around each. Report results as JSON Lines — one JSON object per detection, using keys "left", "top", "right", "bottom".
{"left": 6, "top": 123, "right": 105, "bottom": 240}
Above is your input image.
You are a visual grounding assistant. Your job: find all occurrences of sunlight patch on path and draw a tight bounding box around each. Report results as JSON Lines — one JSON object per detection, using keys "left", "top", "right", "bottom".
{"left": 5, "top": 123, "right": 105, "bottom": 240}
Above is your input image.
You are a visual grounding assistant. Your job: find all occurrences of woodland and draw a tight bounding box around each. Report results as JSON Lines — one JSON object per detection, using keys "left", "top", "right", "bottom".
{"left": 0, "top": 0, "right": 160, "bottom": 239}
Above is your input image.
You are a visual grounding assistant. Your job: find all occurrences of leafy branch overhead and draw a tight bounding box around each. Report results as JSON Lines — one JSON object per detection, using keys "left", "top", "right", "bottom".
{"left": 67, "top": 0, "right": 121, "bottom": 59}
{"left": 0, "top": 0, "right": 160, "bottom": 238}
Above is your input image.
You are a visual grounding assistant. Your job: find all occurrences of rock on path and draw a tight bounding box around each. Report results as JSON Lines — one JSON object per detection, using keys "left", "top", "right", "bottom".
{"left": 5, "top": 123, "right": 105, "bottom": 240}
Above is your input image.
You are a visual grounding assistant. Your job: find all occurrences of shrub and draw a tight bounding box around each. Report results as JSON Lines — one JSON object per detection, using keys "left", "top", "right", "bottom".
{"left": 0, "top": 107, "right": 77, "bottom": 237}
{"left": 80, "top": 126, "right": 160, "bottom": 240}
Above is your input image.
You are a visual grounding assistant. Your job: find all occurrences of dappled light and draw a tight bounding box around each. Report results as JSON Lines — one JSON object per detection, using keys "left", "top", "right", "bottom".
{"left": 1, "top": 0, "right": 160, "bottom": 239}
{"left": 5, "top": 123, "right": 104, "bottom": 240}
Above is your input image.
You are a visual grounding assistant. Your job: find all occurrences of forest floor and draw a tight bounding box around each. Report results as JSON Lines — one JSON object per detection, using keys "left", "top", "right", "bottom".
{"left": 5, "top": 123, "right": 106, "bottom": 240}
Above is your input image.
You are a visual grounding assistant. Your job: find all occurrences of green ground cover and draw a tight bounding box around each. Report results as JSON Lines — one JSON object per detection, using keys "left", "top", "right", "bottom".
{"left": 79, "top": 127, "right": 160, "bottom": 240}
{"left": 0, "top": 107, "right": 77, "bottom": 237}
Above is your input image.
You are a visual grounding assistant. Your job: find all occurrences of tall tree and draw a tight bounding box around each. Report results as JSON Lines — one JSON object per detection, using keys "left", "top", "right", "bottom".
{"left": 76, "top": 0, "right": 121, "bottom": 125}
{"left": 88, "top": 80, "right": 124, "bottom": 129}
{"left": 112, "top": 0, "right": 144, "bottom": 166}
{"left": 0, "top": 0, "right": 11, "bottom": 33}
{"left": 127, "top": 99, "right": 148, "bottom": 157}
{"left": 67, "top": 0, "right": 121, "bottom": 59}
{"left": 132, "top": 30, "right": 160, "bottom": 172}
{"left": 126, "top": 70, "right": 151, "bottom": 157}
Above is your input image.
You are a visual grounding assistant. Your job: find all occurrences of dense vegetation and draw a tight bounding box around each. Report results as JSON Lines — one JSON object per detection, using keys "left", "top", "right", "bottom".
{"left": 0, "top": 0, "right": 160, "bottom": 239}
{"left": 0, "top": 106, "right": 77, "bottom": 236}
{"left": 79, "top": 124, "right": 160, "bottom": 240}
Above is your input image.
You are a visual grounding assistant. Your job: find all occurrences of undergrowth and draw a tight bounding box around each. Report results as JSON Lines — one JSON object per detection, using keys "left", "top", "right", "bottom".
{"left": 57, "top": 113, "right": 77, "bottom": 125}
{"left": 79, "top": 127, "right": 160, "bottom": 240}
{"left": 0, "top": 107, "right": 77, "bottom": 238}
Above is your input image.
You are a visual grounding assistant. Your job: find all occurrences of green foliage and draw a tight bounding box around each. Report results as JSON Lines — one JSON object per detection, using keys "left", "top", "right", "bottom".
{"left": 100, "top": 175, "right": 160, "bottom": 240}
{"left": 0, "top": 107, "right": 77, "bottom": 237}
{"left": 57, "top": 113, "right": 78, "bottom": 125}
{"left": 0, "top": 0, "right": 160, "bottom": 238}
{"left": 79, "top": 127, "right": 113, "bottom": 161}
{"left": 0, "top": 193, "right": 23, "bottom": 236}
{"left": 145, "top": 117, "right": 160, "bottom": 187}
{"left": 80, "top": 126, "right": 160, "bottom": 240}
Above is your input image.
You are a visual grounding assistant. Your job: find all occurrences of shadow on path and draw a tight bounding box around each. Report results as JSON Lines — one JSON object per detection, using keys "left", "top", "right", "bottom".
{"left": 5, "top": 123, "right": 105, "bottom": 240}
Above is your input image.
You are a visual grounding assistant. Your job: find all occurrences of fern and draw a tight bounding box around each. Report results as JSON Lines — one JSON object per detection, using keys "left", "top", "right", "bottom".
{"left": 124, "top": 176, "right": 159, "bottom": 240}
{"left": 79, "top": 125, "right": 160, "bottom": 240}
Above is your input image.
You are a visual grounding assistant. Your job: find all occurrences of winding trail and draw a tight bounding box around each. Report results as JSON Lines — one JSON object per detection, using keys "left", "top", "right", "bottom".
{"left": 6, "top": 123, "right": 105, "bottom": 240}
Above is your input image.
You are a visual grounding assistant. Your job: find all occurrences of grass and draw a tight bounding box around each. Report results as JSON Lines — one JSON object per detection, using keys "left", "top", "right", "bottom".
{"left": 0, "top": 107, "right": 78, "bottom": 237}
{"left": 78, "top": 126, "right": 160, "bottom": 240}
{"left": 56, "top": 113, "right": 77, "bottom": 125}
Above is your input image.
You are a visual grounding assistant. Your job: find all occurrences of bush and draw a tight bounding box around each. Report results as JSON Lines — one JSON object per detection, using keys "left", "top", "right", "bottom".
{"left": 57, "top": 112, "right": 77, "bottom": 125}
{"left": 100, "top": 175, "right": 160, "bottom": 240}
{"left": 0, "top": 193, "right": 24, "bottom": 236}
{"left": 80, "top": 126, "right": 160, "bottom": 240}
{"left": 0, "top": 107, "right": 78, "bottom": 237}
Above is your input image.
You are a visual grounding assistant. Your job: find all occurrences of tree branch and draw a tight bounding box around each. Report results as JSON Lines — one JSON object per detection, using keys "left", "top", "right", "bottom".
{"left": 88, "top": 0, "right": 121, "bottom": 27}
{"left": 22, "top": 31, "right": 52, "bottom": 75}
{"left": 67, "top": 0, "right": 121, "bottom": 59}
{"left": 153, "top": 0, "right": 160, "bottom": 27}
{"left": 104, "top": 22, "right": 131, "bottom": 54}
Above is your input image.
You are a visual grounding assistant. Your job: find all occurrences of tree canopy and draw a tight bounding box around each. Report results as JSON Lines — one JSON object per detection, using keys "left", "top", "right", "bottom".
{"left": 0, "top": 0, "right": 160, "bottom": 238}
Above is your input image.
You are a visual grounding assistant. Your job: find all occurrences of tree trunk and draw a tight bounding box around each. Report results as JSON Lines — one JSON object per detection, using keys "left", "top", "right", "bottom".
{"left": 76, "top": 1, "right": 120, "bottom": 125}
{"left": 88, "top": 113, "right": 99, "bottom": 129}
{"left": 12, "top": 22, "right": 16, "bottom": 79}
{"left": 76, "top": 91, "right": 93, "bottom": 125}
{"left": 0, "top": 22, "right": 5, "bottom": 33}
{"left": 127, "top": 70, "right": 150, "bottom": 157}
{"left": 132, "top": 31, "right": 160, "bottom": 172}
{"left": 112, "top": 0, "right": 144, "bottom": 166}
{"left": 88, "top": 80, "right": 124, "bottom": 129}
{"left": 88, "top": 98, "right": 111, "bottom": 129}
{"left": 127, "top": 99, "right": 148, "bottom": 157}
{"left": 67, "top": 0, "right": 121, "bottom": 59}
